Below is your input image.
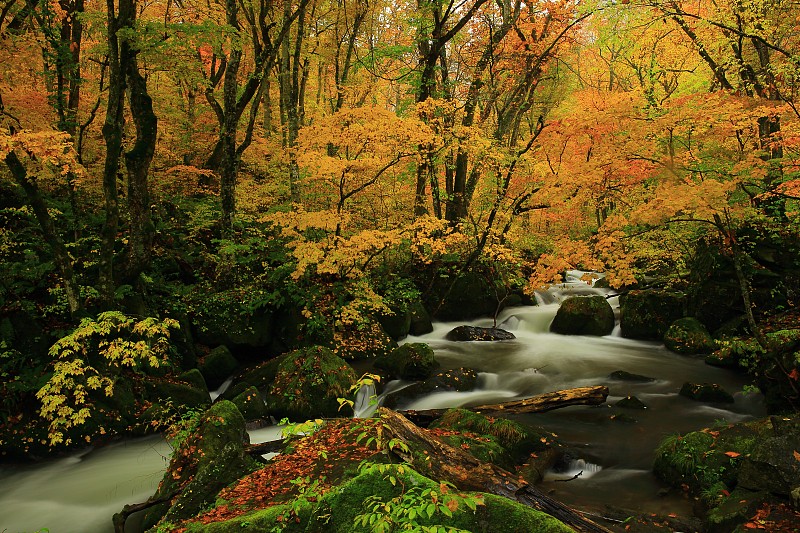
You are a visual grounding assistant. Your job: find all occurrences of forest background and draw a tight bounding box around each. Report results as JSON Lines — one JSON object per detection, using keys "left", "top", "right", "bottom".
{"left": 1, "top": 0, "right": 800, "bottom": 457}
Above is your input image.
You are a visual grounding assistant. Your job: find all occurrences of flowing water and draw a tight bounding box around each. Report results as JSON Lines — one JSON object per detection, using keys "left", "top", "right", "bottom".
{"left": 0, "top": 272, "right": 767, "bottom": 531}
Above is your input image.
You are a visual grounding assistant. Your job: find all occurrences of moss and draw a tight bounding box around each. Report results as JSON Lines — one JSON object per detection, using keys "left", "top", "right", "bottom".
{"left": 373, "top": 342, "right": 439, "bottom": 380}
{"left": 265, "top": 345, "right": 357, "bottom": 421}
{"left": 307, "top": 464, "right": 573, "bottom": 533}
{"left": 664, "top": 317, "right": 716, "bottom": 355}
{"left": 231, "top": 386, "right": 269, "bottom": 422}
{"left": 620, "top": 290, "right": 685, "bottom": 340}
{"left": 181, "top": 502, "right": 313, "bottom": 532}
{"left": 549, "top": 295, "right": 615, "bottom": 336}
{"left": 429, "top": 409, "right": 542, "bottom": 459}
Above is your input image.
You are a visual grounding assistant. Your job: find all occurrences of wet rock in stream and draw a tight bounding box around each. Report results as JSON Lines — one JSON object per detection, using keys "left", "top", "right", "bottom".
{"left": 445, "top": 325, "right": 516, "bottom": 341}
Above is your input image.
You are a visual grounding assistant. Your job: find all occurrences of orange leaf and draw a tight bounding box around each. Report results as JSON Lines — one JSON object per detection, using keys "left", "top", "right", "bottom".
{"left": 793, "top": 450, "right": 800, "bottom": 462}
{"left": 724, "top": 451, "right": 741, "bottom": 458}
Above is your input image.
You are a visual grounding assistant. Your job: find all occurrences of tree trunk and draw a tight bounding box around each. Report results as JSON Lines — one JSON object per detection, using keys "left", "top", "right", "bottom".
{"left": 220, "top": 0, "right": 242, "bottom": 236}
{"left": 122, "top": 18, "right": 156, "bottom": 281}
{"left": 379, "top": 408, "right": 612, "bottom": 533}
{"left": 399, "top": 386, "right": 609, "bottom": 426}
{"left": 99, "top": 0, "right": 125, "bottom": 305}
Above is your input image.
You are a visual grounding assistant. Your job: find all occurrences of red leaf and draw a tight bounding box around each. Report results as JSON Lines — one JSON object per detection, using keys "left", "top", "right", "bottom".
{"left": 724, "top": 451, "right": 741, "bottom": 458}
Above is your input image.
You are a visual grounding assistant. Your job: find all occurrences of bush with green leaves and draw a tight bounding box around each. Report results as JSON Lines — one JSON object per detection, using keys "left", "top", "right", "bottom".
{"left": 36, "top": 311, "right": 179, "bottom": 445}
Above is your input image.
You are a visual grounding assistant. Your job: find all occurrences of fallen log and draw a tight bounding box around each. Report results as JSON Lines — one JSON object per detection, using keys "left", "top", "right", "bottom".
{"left": 244, "top": 438, "right": 285, "bottom": 456}
{"left": 378, "top": 407, "right": 612, "bottom": 533}
{"left": 400, "top": 385, "right": 609, "bottom": 426}
{"left": 112, "top": 490, "right": 178, "bottom": 533}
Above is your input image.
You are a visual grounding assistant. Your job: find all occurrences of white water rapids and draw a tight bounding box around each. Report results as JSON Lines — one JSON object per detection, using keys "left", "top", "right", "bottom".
{"left": 0, "top": 272, "right": 766, "bottom": 531}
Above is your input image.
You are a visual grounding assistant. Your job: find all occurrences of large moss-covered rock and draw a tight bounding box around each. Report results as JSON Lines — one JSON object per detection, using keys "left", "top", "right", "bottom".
{"left": 333, "top": 320, "right": 397, "bottom": 361}
{"left": 620, "top": 290, "right": 685, "bottom": 340}
{"left": 307, "top": 464, "right": 574, "bottom": 533}
{"left": 549, "top": 296, "right": 615, "bottom": 336}
{"left": 231, "top": 386, "right": 270, "bottom": 422}
{"left": 374, "top": 343, "right": 439, "bottom": 381}
{"left": 263, "top": 345, "right": 357, "bottom": 421}
{"left": 738, "top": 415, "right": 800, "bottom": 496}
{"left": 145, "top": 374, "right": 211, "bottom": 411}
{"left": 143, "top": 401, "right": 258, "bottom": 529}
{"left": 664, "top": 317, "right": 716, "bottom": 355}
{"left": 409, "top": 300, "right": 434, "bottom": 336}
{"left": 199, "top": 345, "right": 239, "bottom": 390}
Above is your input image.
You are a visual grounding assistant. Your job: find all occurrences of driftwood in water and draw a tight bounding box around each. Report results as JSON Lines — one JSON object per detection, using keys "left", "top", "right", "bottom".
{"left": 112, "top": 490, "right": 178, "bottom": 533}
{"left": 244, "top": 438, "right": 285, "bottom": 456}
{"left": 378, "top": 407, "right": 612, "bottom": 533}
{"left": 400, "top": 385, "right": 609, "bottom": 426}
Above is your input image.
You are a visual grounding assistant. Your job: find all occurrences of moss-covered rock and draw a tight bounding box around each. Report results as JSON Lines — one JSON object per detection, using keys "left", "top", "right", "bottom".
{"left": 178, "top": 368, "right": 209, "bottom": 392}
{"left": 653, "top": 419, "right": 771, "bottom": 498}
{"left": 373, "top": 343, "right": 439, "bottom": 381}
{"left": 664, "top": 317, "right": 716, "bottom": 355}
{"left": 333, "top": 320, "right": 397, "bottom": 361}
{"left": 431, "top": 271, "right": 498, "bottom": 321}
{"left": 706, "top": 488, "right": 772, "bottom": 533}
{"left": 679, "top": 382, "right": 734, "bottom": 403}
{"left": 231, "top": 386, "right": 270, "bottom": 423}
{"left": 376, "top": 307, "right": 413, "bottom": 340}
{"left": 549, "top": 296, "right": 615, "bottom": 336}
{"left": 409, "top": 300, "right": 434, "bottom": 336}
{"left": 263, "top": 345, "right": 357, "bottom": 421}
{"left": 143, "top": 400, "right": 259, "bottom": 529}
{"left": 385, "top": 368, "right": 480, "bottom": 407}
{"left": 145, "top": 375, "right": 211, "bottom": 412}
{"left": 429, "top": 409, "right": 555, "bottom": 462}
{"left": 620, "top": 290, "right": 685, "bottom": 340}
{"left": 738, "top": 415, "right": 800, "bottom": 496}
{"left": 199, "top": 345, "right": 239, "bottom": 390}
{"left": 307, "top": 464, "right": 573, "bottom": 533}
{"left": 607, "top": 370, "right": 655, "bottom": 382}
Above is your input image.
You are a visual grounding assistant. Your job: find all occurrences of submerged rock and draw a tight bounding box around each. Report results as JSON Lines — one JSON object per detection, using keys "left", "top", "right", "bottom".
{"left": 738, "top": 415, "right": 800, "bottom": 496}
{"left": 664, "top": 317, "right": 716, "bottom": 355}
{"left": 615, "top": 395, "right": 647, "bottom": 409}
{"left": 549, "top": 295, "right": 615, "bottom": 336}
{"left": 679, "top": 382, "right": 734, "bottom": 403}
{"left": 445, "top": 325, "right": 516, "bottom": 341}
{"left": 607, "top": 370, "right": 655, "bottom": 382}
{"left": 373, "top": 342, "right": 439, "bottom": 381}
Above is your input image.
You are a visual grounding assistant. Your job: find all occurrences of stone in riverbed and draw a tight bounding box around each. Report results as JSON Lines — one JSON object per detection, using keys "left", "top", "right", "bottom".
{"left": 664, "top": 317, "right": 716, "bottom": 355}
{"left": 549, "top": 295, "right": 615, "bottom": 336}
{"left": 199, "top": 345, "right": 239, "bottom": 390}
{"left": 445, "top": 325, "right": 516, "bottom": 341}
{"left": 608, "top": 370, "right": 655, "bottom": 382}
{"left": 679, "top": 382, "right": 734, "bottom": 403}
{"left": 615, "top": 395, "right": 647, "bottom": 409}
{"left": 373, "top": 342, "right": 439, "bottom": 381}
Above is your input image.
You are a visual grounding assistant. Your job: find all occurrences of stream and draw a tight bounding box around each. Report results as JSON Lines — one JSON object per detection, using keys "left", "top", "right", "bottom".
{"left": 0, "top": 273, "right": 766, "bottom": 532}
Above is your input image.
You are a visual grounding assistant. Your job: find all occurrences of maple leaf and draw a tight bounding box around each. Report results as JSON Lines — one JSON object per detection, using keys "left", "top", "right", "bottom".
{"left": 793, "top": 450, "right": 800, "bottom": 462}
{"left": 724, "top": 451, "right": 741, "bottom": 458}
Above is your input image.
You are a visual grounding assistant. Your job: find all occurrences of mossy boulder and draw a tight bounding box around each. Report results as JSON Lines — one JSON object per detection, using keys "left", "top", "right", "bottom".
{"left": 620, "top": 289, "right": 685, "bottom": 340}
{"left": 706, "top": 488, "right": 773, "bottom": 533}
{"left": 738, "top": 415, "right": 800, "bottom": 496}
{"left": 679, "top": 382, "right": 735, "bottom": 403}
{"left": 385, "top": 368, "right": 480, "bottom": 407}
{"left": 376, "top": 308, "right": 413, "bottom": 340}
{"left": 231, "top": 386, "right": 270, "bottom": 423}
{"left": 664, "top": 317, "right": 716, "bottom": 355}
{"left": 429, "top": 409, "right": 555, "bottom": 462}
{"left": 549, "top": 296, "right": 615, "bottom": 336}
{"left": 263, "top": 345, "right": 357, "bottom": 421}
{"left": 445, "top": 326, "right": 516, "bottom": 341}
{"left": 143, "top": 400, "right": 258, "bottom": 529}
{"left": 306, "top": 464, "right": 573, "bottom": 533}
{"left": 373, "top": 343, "right": 439, "bottom": 381}
{"left": 144, "top": 374, "right": 211, "bottom": 412}
{"left": 199, "top": 345, "right": 239, "bottom": 390}
{"left": 653, "top": 418, "right": 771, "bottom": 496}
{"left": 333, "top": 319, "right": 397, "bottom": 361}
{"left": 409, "top": 300, "right": 434, "bottom": 336}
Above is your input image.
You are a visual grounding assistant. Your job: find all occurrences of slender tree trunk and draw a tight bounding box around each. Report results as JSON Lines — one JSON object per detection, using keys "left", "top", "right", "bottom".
{"left": 220, "top": 0, "right": 242, "bottom": 235}
{"left": 99, "top": 0, "right": 125, "bottom": 305}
